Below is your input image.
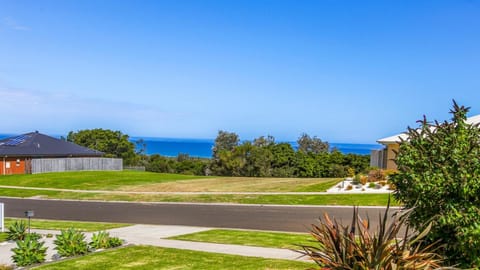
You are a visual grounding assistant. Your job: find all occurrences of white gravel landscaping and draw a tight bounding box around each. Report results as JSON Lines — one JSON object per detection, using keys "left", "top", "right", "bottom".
{"left": 326, "top": 177, "right": 393, "bottom": 194}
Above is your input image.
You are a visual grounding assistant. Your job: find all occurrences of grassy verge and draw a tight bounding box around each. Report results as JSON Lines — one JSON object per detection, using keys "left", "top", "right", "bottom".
{"left": 4, "top": 218, "right": 130, "bottom": 232}
{"left": 170, "top": 229, "right": 313, "bottom": 249}
{"left": 33, "top": 245, "right": 314, "bottom": 270}
{"left": 0, "top": 188, "right": 396, "bottom": 206}
{"left": 0, "top": 171, "right": 341, "bottom": 192}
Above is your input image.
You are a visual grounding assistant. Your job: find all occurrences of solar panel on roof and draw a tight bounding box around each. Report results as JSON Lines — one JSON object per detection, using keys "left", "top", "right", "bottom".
{"left": 3, "top": 135, "right": 29, "bottom": 146}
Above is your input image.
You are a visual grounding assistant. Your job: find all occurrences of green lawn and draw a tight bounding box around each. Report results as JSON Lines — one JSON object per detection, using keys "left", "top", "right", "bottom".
{"left": 4, "top": 218, "right": 130, "bottom": 232}
{"left": 0, "top": 187, "right": 396, "bottom": 206}
{"left": 0, "top": 171, "right": 396, "bottom": 206}
{"left": 0, "top": 171, "right": 341, "bottom": 192}
{"left": 0, "top": 171, "right": 206, "bottom": 190}
{"left": 33, "top": 245, "right": 314, "bottom": 270}
{"left": 170, "top": 229, "right": 313, "bottom": 249}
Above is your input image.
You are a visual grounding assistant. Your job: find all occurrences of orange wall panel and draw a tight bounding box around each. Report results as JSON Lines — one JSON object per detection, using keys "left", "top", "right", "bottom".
{"left": 0, "top": 157, "right": 26, "bottom": 175}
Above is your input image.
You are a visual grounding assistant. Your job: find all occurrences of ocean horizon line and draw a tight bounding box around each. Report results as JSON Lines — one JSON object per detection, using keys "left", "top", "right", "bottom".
{"left": 0, "top": 133, "right": 383, "bottom": 157}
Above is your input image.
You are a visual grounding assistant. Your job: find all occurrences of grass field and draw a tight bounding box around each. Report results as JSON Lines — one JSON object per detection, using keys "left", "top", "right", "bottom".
{"left": 0, "top": 171, "right": 206, "bottom": 190}
{"left": 0, "top": 171, "right": 397, "bottom": 205}
{"left": 33, "top": 245, "right": 314, "bottom": 270}
{"left": 0, "top": 171, "right": 341, "bottom": 192}
{"left": 0, "top": 187, "right": 396, "bottom": 205}
{"left": 169, "top": 229, "right": 313, "bottom": 249}
{"left": 120, "top": 177, "right": 340, "bottom": 192}
{"left": 4, "top": 218, "right": 130, "bottom": 232}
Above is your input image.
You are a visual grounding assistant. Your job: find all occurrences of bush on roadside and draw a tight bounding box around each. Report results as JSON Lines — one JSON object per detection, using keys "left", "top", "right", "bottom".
{"left": 391, "top": 101, "right": 480, "bottom": 268}
{"left": 89, "top": 231, "right": 123, "bottom": 249}
{"left": 108, "top": 236, "right": 123, "bottom": 248}
{"left": 11, "top": 233, "right": 47, "bottom": 267}
{"left": 7, "top": 220, "right": 27, "bottom": 241}
{"left": 54, "top": 228, "right": 88, "bottom": 257}
{"left": 299, "top": 198, "right": 444, "bottom": 269}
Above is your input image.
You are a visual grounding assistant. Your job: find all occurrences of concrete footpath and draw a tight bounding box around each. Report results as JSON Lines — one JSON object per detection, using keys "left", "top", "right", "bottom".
{"left": 0, "top": 224, "right": 310, "bottom": 266}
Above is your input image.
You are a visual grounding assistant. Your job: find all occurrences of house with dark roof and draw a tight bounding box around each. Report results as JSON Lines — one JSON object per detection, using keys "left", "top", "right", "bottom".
{"left": 0, "top": 131, "right": 121, "bottom": 175}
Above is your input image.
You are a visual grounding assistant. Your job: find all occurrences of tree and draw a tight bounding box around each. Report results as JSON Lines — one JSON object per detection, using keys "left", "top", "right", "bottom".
{"left": 297, "top": 133, "right": 329, "bottom": 154}
{"left": 270, "top": 143, "right": 296, "bottom": 177}
{"left": 391, "top": 101, "right": 480, "bottom": 268}
{"left": 210, "top": 131, "right": 240, "bottom": 175}
{"left": 67, "top": 129, "right": 137, "bottom": 165}
{"left": 212, "top": 130, "right": 240, "bottom": 159}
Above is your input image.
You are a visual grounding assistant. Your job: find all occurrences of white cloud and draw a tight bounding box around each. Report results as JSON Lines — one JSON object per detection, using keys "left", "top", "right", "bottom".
{"left": 2, "top": 17, "right": 30, "bottom": 31}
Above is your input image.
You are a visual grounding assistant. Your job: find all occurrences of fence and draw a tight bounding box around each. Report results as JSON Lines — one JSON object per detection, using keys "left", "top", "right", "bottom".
{"left": 32, "top": 158, "right": 123, "bottom": 174}
{"left": 370, "top": 149, "right": 387, "bottom": 169}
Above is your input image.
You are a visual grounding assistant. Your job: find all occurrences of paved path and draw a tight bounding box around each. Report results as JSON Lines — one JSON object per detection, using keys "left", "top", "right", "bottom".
{"left": 0, "top": 225, "right": 309, "bottom": 266}
{"left": 107, "top": 225, "right": 309, "bottom": 261}
{"left": 1, "top": 197, "right": 395, "bottom": 232}
{"left": 0, "top": 185, "right": 389, "bottom": 194}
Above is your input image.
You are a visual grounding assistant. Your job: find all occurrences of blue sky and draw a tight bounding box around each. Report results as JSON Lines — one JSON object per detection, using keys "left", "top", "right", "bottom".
{"left": 1, "top": 0, "right": 480, "bottom": 143}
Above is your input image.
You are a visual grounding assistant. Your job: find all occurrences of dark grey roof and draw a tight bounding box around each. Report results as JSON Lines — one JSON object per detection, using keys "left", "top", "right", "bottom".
{"left": 0, "top": 132, "right": 103, "bottom": 157}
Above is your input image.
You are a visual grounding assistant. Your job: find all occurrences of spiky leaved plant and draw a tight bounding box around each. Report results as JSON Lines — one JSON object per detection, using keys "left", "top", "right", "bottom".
{"left": 11, "top": 233, "right": 47, "bottom": 267}
{"left": 89, "top": 231, "right": 123, "bottom": 249}
{"left": 54, "top": 228, "right": 88, "bottom": 257}
{"left": 299, "top": 198, "right": 445, "bottom": 269}
{"left": 7, "top": 220, "right": 27, "bottom": 241}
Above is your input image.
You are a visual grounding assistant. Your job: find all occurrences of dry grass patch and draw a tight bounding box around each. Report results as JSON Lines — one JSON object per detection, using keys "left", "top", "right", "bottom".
{"left": 119, "top": 177, "right": 341, "bottom": 192}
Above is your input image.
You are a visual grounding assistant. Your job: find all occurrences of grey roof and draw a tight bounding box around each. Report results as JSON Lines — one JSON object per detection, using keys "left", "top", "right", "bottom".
{"left": 0, "top": 131, "right": 103, "bottom": 157}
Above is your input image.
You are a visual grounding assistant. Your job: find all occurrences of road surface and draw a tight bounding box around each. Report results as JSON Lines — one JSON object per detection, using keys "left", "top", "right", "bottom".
{"left": 0, "top": 197, "right": 395, "bottom": 233}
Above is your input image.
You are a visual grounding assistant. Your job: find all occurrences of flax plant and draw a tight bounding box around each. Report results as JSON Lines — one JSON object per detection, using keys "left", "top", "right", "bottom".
{"left": 299, "top": 198, "right": 445, "bottom": 270}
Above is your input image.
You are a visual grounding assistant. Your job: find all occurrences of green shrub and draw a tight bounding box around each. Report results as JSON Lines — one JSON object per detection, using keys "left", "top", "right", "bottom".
{"left": 299, "top": 198, "right": 444, "bottom": 269}
{"left": 89, "top": 231, "right": 110, "bottom": 249}
{"left": 54, "top": 228, "right": 88, "bottom": 257}
{"left": 89, "top": 231, "right": 122, "bottom": 249}
{"left": 368, "top": 182, "right": 377, "bottom": 189}
{"left": 108, "top": 236, "right": 123, "bottom": 248}
{"left": 346, "top": 167, "right": 355, "bottom": 177}
{"left": 7, "top": 220, "right": 27, "bottom": 241}
{"left": 391, "top": 101, "right": 480, "bottom": 268}
{"left": 11, "top": 233, "right": 47, "bottom": 267}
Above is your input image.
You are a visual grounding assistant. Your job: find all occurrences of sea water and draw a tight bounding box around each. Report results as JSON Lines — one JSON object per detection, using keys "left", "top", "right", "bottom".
{"left": 0, "top": 134, "right": 383, "bottom": 158}
{"left": 130, "top": 137, "right": 383, "bottom": 158}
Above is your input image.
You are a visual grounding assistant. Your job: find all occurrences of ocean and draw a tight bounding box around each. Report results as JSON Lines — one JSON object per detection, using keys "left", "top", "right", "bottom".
{"left": 0, "top": 134, "right": 383, "bottom": 158}
{"left": 130, "top": 137, "right": 383, "bottom": 158}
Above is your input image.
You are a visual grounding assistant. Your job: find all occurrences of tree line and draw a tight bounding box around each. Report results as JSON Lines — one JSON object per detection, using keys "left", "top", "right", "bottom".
{"left": 67, "top": 129, "right": 370, "bottom": 177}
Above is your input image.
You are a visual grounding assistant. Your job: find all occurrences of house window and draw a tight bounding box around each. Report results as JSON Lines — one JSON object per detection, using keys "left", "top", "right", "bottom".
{"left": 16, "top": 159, "right": 20, "bottom": 167}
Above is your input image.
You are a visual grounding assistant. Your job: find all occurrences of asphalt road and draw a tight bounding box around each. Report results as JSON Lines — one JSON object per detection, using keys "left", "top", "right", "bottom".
{"left": 0, "top": 197, "right": 395, "bottom": 233}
